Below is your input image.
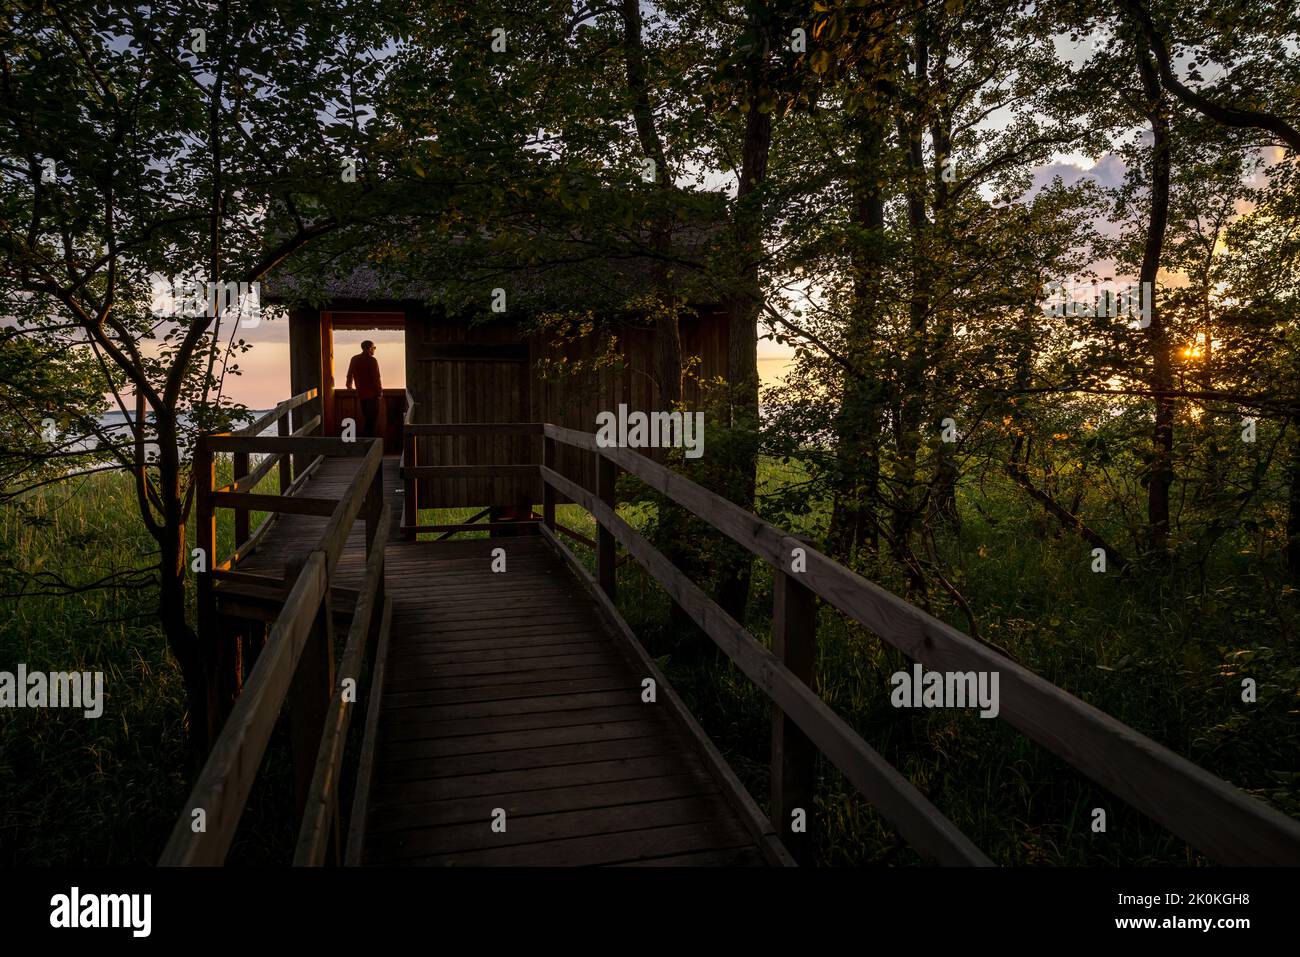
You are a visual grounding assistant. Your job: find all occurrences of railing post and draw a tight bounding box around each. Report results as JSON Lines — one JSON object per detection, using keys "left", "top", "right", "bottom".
{"left": 542, "top": 434, "right": 556, "bottom": 532}
{"left": 289, "top": 407, "right": 307, "bottom": 478}
{"left": 771, "top": 556, "right": 818, "bottom": 866}
{"left": 596, "top": 452, "right": 616, "bottom": 599}
{"left": 365, "top": 441, "right": 387, "bottom": 637}
{"left": 278, "top": 409, "right": 292, "bottom": 491}
{"left": 233, "top": 450, "right": 249, "bottom": 551}
{"left": 371, "top": 455, "right": 384, "bottom": 613}
{"left": 195, "top": 435, "right": 217, "bottom": 632}
{"left": 289, "top": 562, "right": 335, "bottom": 824}
{"left": 403, "top": 429, "right": 418, "bottom": 541}
{"left": 365, "top": 441, "right": 383, "bottom": 555}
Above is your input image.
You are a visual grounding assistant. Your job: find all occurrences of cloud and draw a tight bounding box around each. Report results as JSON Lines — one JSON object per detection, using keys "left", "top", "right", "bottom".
{"left": 1026, "top": 151, "right": 1127, "bottom": 197}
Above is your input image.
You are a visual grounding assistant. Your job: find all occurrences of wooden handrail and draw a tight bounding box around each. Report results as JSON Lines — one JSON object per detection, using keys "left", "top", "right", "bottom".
{"left": 232, "top": 388, "right": 318, "bottom": 438}
{"left": 384, "top": 417, "right": 1300, "bottom": 864}
{"left": 541, "top": 463, "right": 990, "bottom": 865}
{"left": 161, "top": 550, "right": 329, "bottom": 865}
{"left": 207, "top": 434, "right": 374, "bottom": 457}
{"left": 401, "top": 401, "right": 417, "bottom": 541}
{"left": 317, "top": 441, "right": 383, "bottom": 576}
{"left": 295, "top": 501, "right": 391, "bottom": 865}
{"left": 227, "top": 448, "right": 282, "bottom": 493}
{"left": 404, "top": 464, "right": 537, "bottom": 480}
{"left": 539, "top": 422, "right": 1300, "bottom": 865}
{"left": 405, "top": 421, "right": 542, "bottom": 436}
{"left": 164, "top": 410, "right": 389, "bottom": 867}
{"left": 212, "top": 491, "right": 338, "bottom": 516}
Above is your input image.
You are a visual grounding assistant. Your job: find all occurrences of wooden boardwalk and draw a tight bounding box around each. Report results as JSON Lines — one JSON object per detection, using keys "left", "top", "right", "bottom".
{"left": 240, "top": 456, "right": 772, "bottom": 867}
{"left": 166, "top": 405, "right": 1300, "bottom": 868}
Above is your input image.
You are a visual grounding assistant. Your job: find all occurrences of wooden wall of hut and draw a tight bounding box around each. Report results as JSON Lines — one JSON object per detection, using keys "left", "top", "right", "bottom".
{"left": 284, "top": 302, "right": 727, "bottom": 511}
{"left": 406, "top": 306, "right": 729, "bottom": 511}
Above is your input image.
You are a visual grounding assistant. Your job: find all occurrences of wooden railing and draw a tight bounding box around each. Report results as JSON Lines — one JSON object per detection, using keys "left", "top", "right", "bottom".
{"left": 401, "top": 413, "right": 543, "bottom": 539}
{"left": 202, "top": 388, "right": 322, "bottom": 569}
{"left": 161, "top": 390, "right": 392, "bottom": 866}
{"left": 402, "top": 419, "right": 1300, "bottom": 866}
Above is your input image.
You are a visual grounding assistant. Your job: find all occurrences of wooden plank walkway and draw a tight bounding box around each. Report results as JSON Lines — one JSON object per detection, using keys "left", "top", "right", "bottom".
{"left": 240, "top": 455, "right": 771, "bottom": 867}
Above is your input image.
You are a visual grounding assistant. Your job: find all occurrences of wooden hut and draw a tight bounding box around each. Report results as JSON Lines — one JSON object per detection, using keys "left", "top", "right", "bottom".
{"left": 262, "top": 241, "right": 729, "bottom": 516}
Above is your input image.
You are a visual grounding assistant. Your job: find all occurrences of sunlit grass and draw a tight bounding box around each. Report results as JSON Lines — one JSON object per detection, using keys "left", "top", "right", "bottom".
{"left": 0, "top": 455, "right": 285, "bottom": 865}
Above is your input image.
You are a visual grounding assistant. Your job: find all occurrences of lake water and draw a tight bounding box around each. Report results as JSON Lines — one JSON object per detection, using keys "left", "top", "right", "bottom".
{"left": 52, "top": 410, "right": 278, "bottom": 468}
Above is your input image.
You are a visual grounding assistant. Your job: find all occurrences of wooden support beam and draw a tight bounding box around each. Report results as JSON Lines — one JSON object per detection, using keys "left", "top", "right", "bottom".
{"left": 403, "top": 464, "right": 538, "bottom": 480}
{"left": 278, "top": 412, "right": 292, "bottom": 492}
{"left": 232, "top": 451, "right": 250, "bottom": 549}
{"left": 402, "top": 428, "right": 417, "bottom": 541}
{"left": 289, "top": 408, "right": 304, "bottom": 478}
{"left": 289, "top": 584, "right": 335, "bottom": 827}
{"left": 542, "top": 435, "right": 556, "bottom": 532}
{"left": 159, "top": 552, "right": 329, "bottom": 865}
{"left": 404, "top": 422, "right": 542, "bottom": 436}
{"left": 195, "top": 437, "right": 217, "bottom": 635}
{"left": 554, "top": 521, "right": 596, "bottom": 550}
{"left": 226, "top": 449, "right": 283, "bottom": 495}
{"left": 772, "top": 563, "right": 818, "bottom": 865}
{"left": 210, "top": 568, "right": 287, "bottom": 590}
{"left": 596, "top": 454, "right": 616, "bottom": 600}
{"left": 435, "top": 507, "right": 491, "bottom": 541}
{"left": 291, "top": 414, "right": 322, "bottom": 438}
{"left": 211, "top": 491, "right": 338, "bottom": 517}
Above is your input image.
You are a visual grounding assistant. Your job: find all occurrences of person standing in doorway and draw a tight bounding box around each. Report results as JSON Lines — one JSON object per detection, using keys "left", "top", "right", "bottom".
{"left": 346, "top": 340, "right": 383, "bottom": 438}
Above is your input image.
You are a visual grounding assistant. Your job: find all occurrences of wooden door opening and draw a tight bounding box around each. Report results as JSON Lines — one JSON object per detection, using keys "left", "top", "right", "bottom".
{"left": 323, "top": 310, "right": 407, "bottom": 454}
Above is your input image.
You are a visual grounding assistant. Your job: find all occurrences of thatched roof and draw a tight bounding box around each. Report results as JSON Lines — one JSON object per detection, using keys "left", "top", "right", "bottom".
{"left": 261, "top": 220, "right": 729, "bottom": 311}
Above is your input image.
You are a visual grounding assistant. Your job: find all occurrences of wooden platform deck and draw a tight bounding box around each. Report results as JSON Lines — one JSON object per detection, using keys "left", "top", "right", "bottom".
{"left": 240, "top": 456, "right": 773, "bottom": 867}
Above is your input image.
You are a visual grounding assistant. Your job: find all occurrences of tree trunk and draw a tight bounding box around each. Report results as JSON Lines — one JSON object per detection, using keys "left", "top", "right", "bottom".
{"left": 1287, "top": 416, "right": 1300, "bottom": 579}
{"left": 158, "top": 530, "right": 209, "bottom": 755}
{"left": 620, "top": 0, "right": 682, "bottom": 418}
{"left": 151, "top": 432, "right": 212, "bottom": 759}
{"left": 715, "top": 13, "right": 772, "bottom": 621}
{"left": 890, "top": 17, "right": 931, "bottom": 589}
{"left": 926, "top": 35, "right": 960, "bottom": 532}
{"left": 1137, "top": 43, "right": 1174, "bottom": 556}
{"left": 829, "top": 110, "right": 886, "bottom": 559}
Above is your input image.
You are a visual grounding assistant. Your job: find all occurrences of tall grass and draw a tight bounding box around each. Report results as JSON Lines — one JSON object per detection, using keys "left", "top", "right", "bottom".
{"left": 0, "top": 457, "right": 283, "bottom": 865}
{"left": 0, "top": 469, "right": 186, "bottom": 864}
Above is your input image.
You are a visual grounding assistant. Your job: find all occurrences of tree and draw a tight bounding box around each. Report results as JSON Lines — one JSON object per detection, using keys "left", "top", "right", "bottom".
{"left": 0, "top": 0, "right": 404, "bottom": 754}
